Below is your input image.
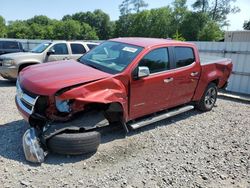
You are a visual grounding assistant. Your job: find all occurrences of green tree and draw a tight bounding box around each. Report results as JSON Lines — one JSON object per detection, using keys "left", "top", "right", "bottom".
{"left": 114, "top": 7, "right": 173, "bottom": 38}
{"left": 7, "top": 21, "right": 31, "bottom": 39}
{"left": 192, "top": 0, "right": 209, "bottom": 12}
{"left": 119, "top": 0, "right": 148, "bottom": 15}
{"left": 210, "top": 0, "right": 240, "bottom": 26}
{"left": 80, "top": 23, "right": 99, "bottom": 40}
{"left": 192, "top": 0, "right": 240, "bottom": 26}
{"left": 179, "top": 11, "right": 209, "bottom": 41}
{"left": 52, "top": 19, "right": 81, "bottom": 40}
{"left": 132, "top": 0, "right": 148, "bottom": 13}
{"left": 63, "top": 10, "right": 113, "bottom": 39}
{"left": 172, "top": 30, "right": 185, "bottom": 41}
{"left": 52, "top": 19, "right": 98, "bottom": 40}
{"left": 148, "top": 7, "right": 172, "bottom": 38}
{"left": 0, "top": 16, "right": 7, "bottom": 37}
{"left": 27, "top": 15, "right": 52, "bottom": 26}
{"left": 171, "top": 0, "right": 188, "bottom": 38}
{"left": 119, "top": 0, "right": 133, "bottom": 15}
{"left": 198, "top": 20, "right": 223, "bottom": 41}
{"left": 243, "top": 20, "right": 250, "bottom": 30}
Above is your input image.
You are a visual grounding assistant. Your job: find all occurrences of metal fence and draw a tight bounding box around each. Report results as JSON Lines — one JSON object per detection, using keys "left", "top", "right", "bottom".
{"left": 193, "top": 42, "right": 250, "bottom": 95}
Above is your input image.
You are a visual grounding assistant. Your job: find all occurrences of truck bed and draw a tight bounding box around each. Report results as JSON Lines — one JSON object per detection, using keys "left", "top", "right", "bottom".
{"left": 200, "top": 54, "right": 230, "bottom": 65}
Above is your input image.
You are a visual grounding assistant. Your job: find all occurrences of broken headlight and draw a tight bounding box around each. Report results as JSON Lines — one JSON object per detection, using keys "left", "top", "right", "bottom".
{"left": 55, "top": 98, "right": 70, "bottom": 113}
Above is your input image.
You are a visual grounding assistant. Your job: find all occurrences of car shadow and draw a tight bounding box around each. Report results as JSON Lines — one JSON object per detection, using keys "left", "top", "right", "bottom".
{"left": 0, "top": 109, "right": 203, "bottom": 166}
{"left": 0, "top": 79, "right": 16, "bottom": 87}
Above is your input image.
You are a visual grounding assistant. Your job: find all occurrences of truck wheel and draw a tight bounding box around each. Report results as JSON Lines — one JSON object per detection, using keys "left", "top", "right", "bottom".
{"left": 196, "top": 83, "right": 218, "bottom": 112}
{"left": 47, "top": 131, "right": 101, "bottom": 155}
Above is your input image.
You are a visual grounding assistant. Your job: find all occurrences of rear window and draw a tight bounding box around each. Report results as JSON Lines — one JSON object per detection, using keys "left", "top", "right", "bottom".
{"left": 174, "top": 47, "right": 195, "bottom": 68}
{"left": 70, "top": 43, "right": 86, "bottom": 54}
{"left": 0, "top": 41, "right": 19, "bottom": 49}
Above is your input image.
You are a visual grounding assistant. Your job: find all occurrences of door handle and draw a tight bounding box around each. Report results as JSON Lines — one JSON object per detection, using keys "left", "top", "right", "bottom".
{"left": 190, "top": 72, "right": 199, "bottom": 76}
{"left": 164, "top": 77, "right": 174, "bottom": 83}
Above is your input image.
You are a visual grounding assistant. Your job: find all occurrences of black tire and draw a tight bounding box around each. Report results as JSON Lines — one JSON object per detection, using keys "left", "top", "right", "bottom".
{"left": 196, "top": 83, "right": 218, "bottom": 112}
{"left": 47, "top": 131, "right": 101, "bottom": 155}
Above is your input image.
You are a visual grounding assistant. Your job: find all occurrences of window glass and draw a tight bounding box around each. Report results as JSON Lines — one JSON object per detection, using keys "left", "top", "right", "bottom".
{"left": 70, "top": 44, "right": 86, "bottom": 54}
{"left": 1, "top": 41, "right": 19, "bottom": 49}
{"left": 31, "top": 42, "right": 51, "bottom": 53}
{"left": 87, "top": 44, "right": 98, "bottom": 50}
{"left": 79, "top": 41, "right": 143, "bottom": 74}
{"left": 50, "top": 43, "right": 68, "bottom": 55}
{"left": 139, "top": 48, "right": 169, "bottom": 74}
{"left": 175, "top": 47, "right": 195, "bottom": 68}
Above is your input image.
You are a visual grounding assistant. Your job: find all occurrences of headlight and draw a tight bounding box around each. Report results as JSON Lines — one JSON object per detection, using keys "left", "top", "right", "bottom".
{"left": 3, "top": 58, "right": 15, "bottom": 66}
{"left": 55, "top": 98, "right": 70, "bottom": 113}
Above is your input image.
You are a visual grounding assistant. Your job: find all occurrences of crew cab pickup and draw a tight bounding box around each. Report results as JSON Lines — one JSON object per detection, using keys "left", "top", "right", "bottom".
{"left": 15, "top": 38, "right": 232, "bottom": 163}
{"left": 0, "top": 40, "right": 99, "bottom": 80}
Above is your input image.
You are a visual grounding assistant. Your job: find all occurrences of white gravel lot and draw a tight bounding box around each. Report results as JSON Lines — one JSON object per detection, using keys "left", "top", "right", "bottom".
{"left": 0, "top": 77, "right": 249, "bottom": 188}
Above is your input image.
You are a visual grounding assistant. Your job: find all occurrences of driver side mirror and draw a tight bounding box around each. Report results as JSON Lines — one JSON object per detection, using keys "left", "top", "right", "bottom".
{"left": 47, "top": 49, "right": 55, "bottom": 56}
{"left": 133, "top": 66, "right": 150, "bottom": 80}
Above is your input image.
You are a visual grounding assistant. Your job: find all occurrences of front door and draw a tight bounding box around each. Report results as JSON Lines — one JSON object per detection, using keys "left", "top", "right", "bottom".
{"left": 129, "top": 47, "right": 174, "bottom": 120}
{"left": 46, "top": 43, "right": 69, "bottom": 62}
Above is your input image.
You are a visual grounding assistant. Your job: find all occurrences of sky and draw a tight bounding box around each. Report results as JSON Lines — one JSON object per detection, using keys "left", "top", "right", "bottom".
{"left": 0, "top": 0, "right": 249, "bottom": 31}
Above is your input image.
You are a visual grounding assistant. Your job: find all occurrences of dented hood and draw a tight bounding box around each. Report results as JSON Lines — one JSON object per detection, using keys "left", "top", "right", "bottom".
{"left": 19, "top": 60, "right": 111, "bottom": 95}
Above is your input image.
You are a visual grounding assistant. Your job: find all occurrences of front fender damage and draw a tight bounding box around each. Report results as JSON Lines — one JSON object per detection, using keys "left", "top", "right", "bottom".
{"left": 23, "top": 77, "right": 128, "bottom": 163}
{"left": 59, "top": 77, "right": 128, "bottom": 121}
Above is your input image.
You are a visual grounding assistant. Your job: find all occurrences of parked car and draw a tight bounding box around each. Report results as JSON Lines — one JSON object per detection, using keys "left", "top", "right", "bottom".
{"left": 0, "top": 40, "right": 99, "bottom": 80}
{"left": 15, "top": 38, "right": 232, "bottom": 163}
{"left": 0, "top": 40, "right": 25, "bottom": 55}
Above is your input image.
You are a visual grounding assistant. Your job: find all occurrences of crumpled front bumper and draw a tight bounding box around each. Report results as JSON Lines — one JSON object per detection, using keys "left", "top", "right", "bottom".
{"left": 22, "top": 128, "right": 47, "bottom": 163}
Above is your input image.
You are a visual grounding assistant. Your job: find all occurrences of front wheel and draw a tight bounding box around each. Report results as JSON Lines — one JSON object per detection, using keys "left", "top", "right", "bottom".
{"left": 47, "top": 131, "right": 101, "bottom": 155}
{"left": 196, "top": 83, "right": 218, "bottom": 112}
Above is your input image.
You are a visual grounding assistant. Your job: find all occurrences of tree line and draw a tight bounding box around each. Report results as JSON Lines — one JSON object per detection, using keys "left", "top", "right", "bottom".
{"left": 0, "top": 0, "right": 244, "bottom": 41}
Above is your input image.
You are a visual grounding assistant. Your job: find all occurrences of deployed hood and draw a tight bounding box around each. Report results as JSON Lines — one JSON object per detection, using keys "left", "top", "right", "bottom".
{"left": 19, "top": 60, "right": 111, "bottom": 95}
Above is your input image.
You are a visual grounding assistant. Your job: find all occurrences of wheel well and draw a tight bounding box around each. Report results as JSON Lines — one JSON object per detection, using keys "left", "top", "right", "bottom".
{"left": 18, "top": 63, "right": 37, "bottom": 73}
{"left": 211, "top": 79, "right": 219, "bottom": 86}
{"left": 83, "top": 102, "right": 124, "bottom": 122}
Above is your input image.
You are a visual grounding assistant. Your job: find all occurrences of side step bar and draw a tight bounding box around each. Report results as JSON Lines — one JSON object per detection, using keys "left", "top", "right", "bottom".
{"left": 128, "top": 105, "right": 194, "bottom": 130}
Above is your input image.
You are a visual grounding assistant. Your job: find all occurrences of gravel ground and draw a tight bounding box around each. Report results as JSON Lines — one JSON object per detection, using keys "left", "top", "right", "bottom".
{"left": 0, "top": 77, "right": 249, "bottom": 188}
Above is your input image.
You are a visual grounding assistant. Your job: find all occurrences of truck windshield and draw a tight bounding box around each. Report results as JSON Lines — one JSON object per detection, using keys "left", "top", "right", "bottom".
{"left": 31, "top": 42, "right": 51, "bottom": 53}
{"left": 79, "top": 41, "right": 143, "bottom": 74}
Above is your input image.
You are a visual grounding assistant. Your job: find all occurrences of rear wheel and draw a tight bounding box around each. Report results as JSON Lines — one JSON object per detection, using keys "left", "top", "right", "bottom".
{"left": 47, "top": 131, "right": 101, "bottom": 155}
{"left": 196, "top": 83, "right": 218, "bottom": 112}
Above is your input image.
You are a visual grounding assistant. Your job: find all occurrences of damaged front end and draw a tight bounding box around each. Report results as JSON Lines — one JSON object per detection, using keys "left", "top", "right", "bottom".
{"left": 17, "top": 77, "right": 127, "bottom": 163}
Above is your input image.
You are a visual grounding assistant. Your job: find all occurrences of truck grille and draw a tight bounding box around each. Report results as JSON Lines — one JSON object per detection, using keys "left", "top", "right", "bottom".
{"left": 16, "top": 80, "right": 39, "bottom": 115}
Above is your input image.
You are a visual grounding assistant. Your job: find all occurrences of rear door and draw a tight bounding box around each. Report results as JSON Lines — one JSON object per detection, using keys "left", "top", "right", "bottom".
{"left": 168, "top": 46, "right": 201, "bottom": 107}
{"left": 70, "top": 43, "right": 87, "bottom": 60}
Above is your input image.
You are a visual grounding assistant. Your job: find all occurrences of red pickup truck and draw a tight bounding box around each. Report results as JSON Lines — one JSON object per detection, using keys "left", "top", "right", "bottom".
{"left": 16, "top": 38, "right": 232, "bottom": 163}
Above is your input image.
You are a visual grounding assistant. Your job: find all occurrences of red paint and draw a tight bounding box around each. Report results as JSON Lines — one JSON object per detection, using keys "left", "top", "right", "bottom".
{"left": 16, "top": 38, "right": 232, "bottom": 122}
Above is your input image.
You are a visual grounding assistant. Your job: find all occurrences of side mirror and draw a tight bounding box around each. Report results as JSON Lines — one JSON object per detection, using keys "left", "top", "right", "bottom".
{"left": 47, "top": 49, "right": 55, "bottom": 56}
{"left": 133, "top": 66, "right": 150, "bottom": 79}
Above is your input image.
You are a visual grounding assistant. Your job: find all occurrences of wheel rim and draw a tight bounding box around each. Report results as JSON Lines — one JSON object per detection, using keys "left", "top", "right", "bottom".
{"left": 204, "top": 87, "right": 217, "bottom": 109}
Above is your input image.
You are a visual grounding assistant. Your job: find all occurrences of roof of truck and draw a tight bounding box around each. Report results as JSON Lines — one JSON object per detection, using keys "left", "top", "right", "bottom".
{"left": 110, "top": 37, "right": 193, "bottom": 48}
